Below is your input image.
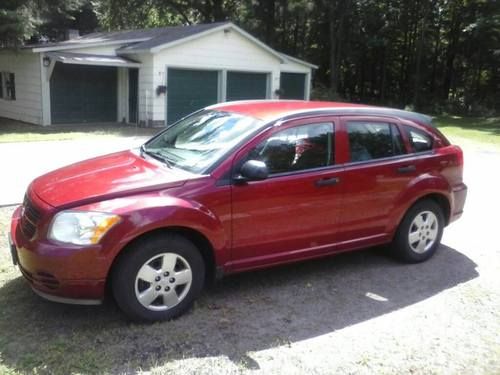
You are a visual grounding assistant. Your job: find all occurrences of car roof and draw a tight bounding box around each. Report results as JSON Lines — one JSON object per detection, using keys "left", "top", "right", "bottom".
{"left": 209, "top": 100, "right": 433, "bottom": 126}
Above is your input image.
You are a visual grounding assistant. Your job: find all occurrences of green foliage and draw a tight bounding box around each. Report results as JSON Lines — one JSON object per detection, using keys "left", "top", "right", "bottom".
{"left": 0, "top": 0, "right": 498, "bottom": 113}
{"left": 0, "top": 0, "right": 88, "bottom": 47}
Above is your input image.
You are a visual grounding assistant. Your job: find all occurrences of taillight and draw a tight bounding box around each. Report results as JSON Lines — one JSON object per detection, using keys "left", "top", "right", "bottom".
{"left": 454, "top": 145, "right": 464, "bottom": 166}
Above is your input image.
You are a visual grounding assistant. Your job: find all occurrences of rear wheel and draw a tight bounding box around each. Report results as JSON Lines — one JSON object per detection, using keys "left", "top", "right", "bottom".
{"left": 391, "top": 200, "right": 444, "bottom": 263}
{"left": 112, "top": 234, "right": 205, "bottom": 322}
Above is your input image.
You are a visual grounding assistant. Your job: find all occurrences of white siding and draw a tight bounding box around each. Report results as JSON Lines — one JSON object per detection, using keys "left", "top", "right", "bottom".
{"left": 0, "top": 52, "right": 43, "bottom": 124}
{"left": 150, "top": 29, "right": 284, "bottom": 123}
{"left": 280, "top": 59, "right": 311, "bottom": 74}
{"left": 126, "top": 53, "right": 154, "bottom": 125}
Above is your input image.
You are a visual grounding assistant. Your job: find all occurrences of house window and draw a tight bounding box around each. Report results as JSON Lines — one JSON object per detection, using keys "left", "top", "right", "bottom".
{"left": 3, "top": 72, "right": 16, "bottom": 100}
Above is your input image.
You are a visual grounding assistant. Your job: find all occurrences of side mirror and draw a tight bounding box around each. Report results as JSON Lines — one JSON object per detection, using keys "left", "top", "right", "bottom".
{"left": 235, "top": 160, "right": 269, "bottom": 183}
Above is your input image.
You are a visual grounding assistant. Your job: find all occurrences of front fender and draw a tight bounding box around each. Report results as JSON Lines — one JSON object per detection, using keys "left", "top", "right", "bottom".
{"left": 77, "top": 193, "right": 228, "bottom": 272}
{"left": 386, "top": 173, "right": 452, "bottom": 236}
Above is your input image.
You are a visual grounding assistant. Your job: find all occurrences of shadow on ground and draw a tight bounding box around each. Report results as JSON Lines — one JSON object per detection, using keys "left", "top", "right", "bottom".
{"left": 0, "top": 244, "right": 478, "bottom": 374}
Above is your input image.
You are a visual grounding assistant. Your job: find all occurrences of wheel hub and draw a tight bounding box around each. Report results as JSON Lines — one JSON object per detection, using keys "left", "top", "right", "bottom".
{"left": 134, "top": 252, "right": 193, "bottom": 311}
{"left": 408, "top": 210, "right": 439, "bottom": 254}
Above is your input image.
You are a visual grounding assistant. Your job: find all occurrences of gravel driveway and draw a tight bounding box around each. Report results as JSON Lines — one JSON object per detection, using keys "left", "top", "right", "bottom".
{"left": 0, "top": 141, "right": 498, "bottom": 374}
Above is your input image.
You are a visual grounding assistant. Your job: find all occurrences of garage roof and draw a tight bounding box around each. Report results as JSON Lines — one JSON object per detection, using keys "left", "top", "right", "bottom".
{"left": 23, "top": 22, "right": 315, "bottom": 68}
{"left": 26, "top": 22, "right": 230, "bottom": 52}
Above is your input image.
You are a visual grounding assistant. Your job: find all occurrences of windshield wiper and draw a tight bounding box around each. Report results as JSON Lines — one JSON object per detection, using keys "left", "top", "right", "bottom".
{"left": 140, "top": 145, "right": 172, "bottom": 168}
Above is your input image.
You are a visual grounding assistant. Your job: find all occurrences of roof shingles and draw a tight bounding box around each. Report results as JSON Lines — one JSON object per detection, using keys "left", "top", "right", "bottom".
{"left": 25, "top": 22, "right": 230, "bottom": 51}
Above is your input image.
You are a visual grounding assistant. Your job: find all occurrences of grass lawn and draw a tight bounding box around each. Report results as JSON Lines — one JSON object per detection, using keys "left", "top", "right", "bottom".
{"left": 0, "top": 118, "right": 159, "bottom": 143}
{"left": 434, "top": 115, "right": 500, "bottom": 149}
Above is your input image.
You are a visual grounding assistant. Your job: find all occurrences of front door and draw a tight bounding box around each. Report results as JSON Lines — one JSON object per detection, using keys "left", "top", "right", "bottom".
{"left": 229, "top": 116, "right": 343, "bottom": 271}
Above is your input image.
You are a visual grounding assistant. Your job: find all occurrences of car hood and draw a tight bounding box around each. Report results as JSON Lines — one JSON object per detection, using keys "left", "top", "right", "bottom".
{"left": 31, "top": 150, "right": 193, "bottom": 208}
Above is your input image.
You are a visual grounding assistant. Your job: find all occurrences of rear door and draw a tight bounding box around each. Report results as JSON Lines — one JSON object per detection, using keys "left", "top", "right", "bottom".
{"left": 337, "top": 116, "right": 416, "bottom": 249}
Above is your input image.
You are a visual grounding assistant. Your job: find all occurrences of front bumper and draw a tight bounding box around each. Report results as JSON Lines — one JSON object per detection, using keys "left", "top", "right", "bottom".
{"left": 10, "top": 206, "right": 106, "bottom": 304}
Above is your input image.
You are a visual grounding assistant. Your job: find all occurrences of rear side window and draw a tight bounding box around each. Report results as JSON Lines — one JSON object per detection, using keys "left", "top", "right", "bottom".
{"left": 347, "top": 121, "right": 406, "bottom": 162}
{"left": 407, "top": 127, "right": 433, "bottom": 152}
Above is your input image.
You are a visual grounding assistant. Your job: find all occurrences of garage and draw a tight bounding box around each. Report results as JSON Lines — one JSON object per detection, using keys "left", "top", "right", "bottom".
{"left": 226, "top": 71, "right": 268, "bottom": 102}
{"left": 167, "top": 68, "right": 219, "bottom": 125}
{"left": 280, "top": 72, "right": 306, "bottom": 100}
{"left": 50, "top": 63, "right": 117, "bottom": 124}
{"left": 3, "top": 22, "right": 314, "bottom": 126}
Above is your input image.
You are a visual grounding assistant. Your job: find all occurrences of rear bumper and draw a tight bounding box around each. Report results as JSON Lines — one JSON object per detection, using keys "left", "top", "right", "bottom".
{"left": 450, "top": 182, "right": 467, "bottom": 223}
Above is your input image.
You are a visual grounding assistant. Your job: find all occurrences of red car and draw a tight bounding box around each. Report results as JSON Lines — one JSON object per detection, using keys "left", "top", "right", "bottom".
{"left": 9, "top": 100, "right": 467, "bottom": 321}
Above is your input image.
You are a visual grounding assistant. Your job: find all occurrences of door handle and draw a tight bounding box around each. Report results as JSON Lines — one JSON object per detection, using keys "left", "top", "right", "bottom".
{"left": 315, "top": 177, "right": 340, "bottom": 187}
{"left": 397, "top": 165, "right": 416, "bottom": 174}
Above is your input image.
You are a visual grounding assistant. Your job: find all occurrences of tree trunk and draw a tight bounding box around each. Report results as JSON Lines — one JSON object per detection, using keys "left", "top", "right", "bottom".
{"left": 413, "top": 4, "right": 427, "bottom": 110}
{"left": 329, "top": 4, "right": 339, "bottom": 98}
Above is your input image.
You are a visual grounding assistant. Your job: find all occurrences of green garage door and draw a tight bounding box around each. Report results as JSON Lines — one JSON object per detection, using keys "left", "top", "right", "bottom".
{"left": 167, "top": 68, "right": 219, "bottom": 125}
{"left": 226, "top": 72, "right": 268, "bottom": 101}
{"left": 50, "top": 63, "right": 117, "bottom": 123}
{"left": 280, "top": 72, "right": 306, "bottom": 99}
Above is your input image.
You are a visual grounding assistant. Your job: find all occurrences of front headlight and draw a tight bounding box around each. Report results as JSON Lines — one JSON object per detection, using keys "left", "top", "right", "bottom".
{"left": 48, "top": 211, "right": 121, "bottom": 245}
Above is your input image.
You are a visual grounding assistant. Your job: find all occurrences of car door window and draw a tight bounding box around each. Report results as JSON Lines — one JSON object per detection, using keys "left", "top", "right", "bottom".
{"left": 248, "top": 122, "right": 334, "bottom": 175}
{"left": 406, "top": 127, "right": 433, "bottom": 152}
{"left": 347, "top": 121, "right": 405, "bottom": 162}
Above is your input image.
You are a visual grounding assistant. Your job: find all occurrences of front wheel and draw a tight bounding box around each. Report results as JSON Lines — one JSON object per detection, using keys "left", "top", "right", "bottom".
{"left": 391, "top": 200, "right": 445, "bottom": 263}
{"left": 112, "top": 234, "right": 205, "bottom": 322}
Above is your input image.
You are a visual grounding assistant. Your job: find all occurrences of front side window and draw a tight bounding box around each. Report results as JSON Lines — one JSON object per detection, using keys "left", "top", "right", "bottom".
{"left": 247, "top": 122, "right": 334, "bottom": 175}
{"left": 407, "top": 127, "right": 433, "bottom": 152}
{"left": 347, "top": 121, "right": 405, "bottom": 162}
{"left": 144, "top": 110, "right": 263, "bottom": 173}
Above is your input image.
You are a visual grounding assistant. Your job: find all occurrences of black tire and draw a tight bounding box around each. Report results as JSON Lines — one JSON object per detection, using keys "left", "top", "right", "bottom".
{"left": 391, "top": 200, "right": 445, "bottom": 263}
{"left": 111, "top": 233, "right": 205, "bottom": 322}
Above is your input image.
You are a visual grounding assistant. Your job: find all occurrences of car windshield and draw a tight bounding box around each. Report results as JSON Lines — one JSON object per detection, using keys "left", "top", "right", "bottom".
{"left": 143, "top": 110, "right": 263, "bottom": 173}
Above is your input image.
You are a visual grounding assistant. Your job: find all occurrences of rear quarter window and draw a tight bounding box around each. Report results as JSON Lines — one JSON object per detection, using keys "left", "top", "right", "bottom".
{"left": 406, "top": 127, "right": 434, "bottom": 153}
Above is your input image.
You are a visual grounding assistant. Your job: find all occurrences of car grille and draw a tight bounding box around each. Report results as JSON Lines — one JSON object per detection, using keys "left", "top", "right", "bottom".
{"left": 20, "top": 195, "right": 42, "bottom": 240}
